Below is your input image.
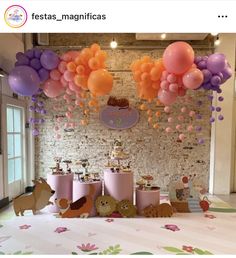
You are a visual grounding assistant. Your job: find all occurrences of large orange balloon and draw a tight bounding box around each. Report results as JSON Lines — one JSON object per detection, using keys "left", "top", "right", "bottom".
{"left": 88, "top": 69, "right": 113, "bottom": 96}
{"left": 163, "top": 41, "right": 194, "bottom": 75}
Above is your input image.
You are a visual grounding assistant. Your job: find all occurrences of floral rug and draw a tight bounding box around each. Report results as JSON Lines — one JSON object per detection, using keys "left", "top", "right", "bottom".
{"left": 0, "top": 208, "right": 236, "bottom": 255}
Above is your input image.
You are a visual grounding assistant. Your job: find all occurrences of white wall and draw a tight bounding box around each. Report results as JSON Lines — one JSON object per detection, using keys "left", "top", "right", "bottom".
{"left": 209, "top": 34, "right": 236, "bottom": 194}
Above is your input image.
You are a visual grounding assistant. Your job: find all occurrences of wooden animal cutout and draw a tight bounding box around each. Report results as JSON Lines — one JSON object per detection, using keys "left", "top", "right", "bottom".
{"left": 142, "top": 203, "right": 173, "bottom": 218}
{"left": 13, "top": 177, "right": 55, "bottom": 216}
{"left": 95, "top": 195, "right": 117, "bottom": 217}
{"left": 55, "top": 185, "right": 95, "bottom": 218}
{"left": 117, "top": 200, "right": 136, "bottom": 218}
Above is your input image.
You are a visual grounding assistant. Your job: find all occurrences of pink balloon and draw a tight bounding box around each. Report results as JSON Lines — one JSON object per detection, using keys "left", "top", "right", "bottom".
{"left": 58, "top": 61, "right": 67, "bottom": 74}
{"left": 164, "top": 106, "right": 171, "bottom": 113}
{"left": 169, "top": 83, "right": 179, "bottom": 92}
{"left": 181, "top": 107, "right": 187, "bottom": 113}
{"left": 60, "top": 76, "right": 68, "bottom": 87}
{"left": 161, "top": 71, "right": 169, "bottom": 80}
{"left": 179, "top": 134, "right": 185, "bottom": 141}
{"left": 160, "top": 80, "right": 169, "bottom": 90}
{"left": 168, "top": 117, "right": 174, "bottom": 123}
{"left": 54, "top": 125, "right": 59, "bottom": 131}
{"left": 43, "top": 79, "right": 64, "bottom": 98}
{"left": 163, "top": 42, "right": 194, "bottom": 75}
{"left": 66, "top": 88, "right": 73, "bottom": 95}
{"left": 61, "top": 53, "right": 72, "bottom": 62}
{"left": 67, "top": 51, "right": 80, "bottom": 60}
{"left": 167, "top": 73, "right": 177, "bottom": 83}
{"left": 63, "top": 94, "right": 70, "bottom": 100}
{"left": 182, "top": 68, "right": 204, "bottom": 89}
{"left": 64, "top": 122, "right": 70, "bottom": 128}
{"left": 176, "top": 124, "right": 181, "bottom": 130}
{"left": 68, "top": 105, "right": 74, "bottom": 112}
{"left": 178, "top": 87, "right": 187, "bottom": 96}
{"left": 56, "top": 117, "right": 63, "bottom": 123}
{"left": 64, "top": 70, "right": 75, "bottom": 82}
{"left": 187, "top": 125, "right": 193, "bottom": 132}
{"left": 65, "top": 111, "right": 73, "bottom": 119}
{"left": 158, "top": 89, "right": 177, "bottom": 106}
{"left": 75, "top": 99, "right": 80, "bottom": 106}
{"left": 69, "top": 81, "right": 81, "bottom": 92}
{"left": 189, "top": 110, "right": 195, "bottom": 117}
{"left": 178, "top": 115, "right": 184, "bottom": 121}
{"left": 165, "top": 127, "right": 172, "bottom": 133}
{"left": 50, "top": 69, "right": 61, "bottom": 81}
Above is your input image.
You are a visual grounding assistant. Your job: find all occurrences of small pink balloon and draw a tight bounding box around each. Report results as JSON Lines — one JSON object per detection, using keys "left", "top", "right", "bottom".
{"left": 58, "top": 61, "right": 67, "bottom": 74}
{"left": 176, "top": 124, "right": 181, "bottom": 130}
{"left": 168, "top": 117, "right": 174, "bottom": 123}
{"left": 63, "top": 94, "right": 70, "bottom": 100}
{"left": 179, "top": 134, "right": 186, "bottom": 141}
{"left": 43, "top": 79, "right": 64, "bottom": 98}
{"left": 66, "top": 99, "right": 72, "bottom": 104}
{"left": 54, "top": 125, "right": 59, "bottom": 131}
{"left": 50, "top": 69, "right": 61, "bottom": 81}
{"left": 57, "top": 117, "right": 63, "bottom": 123}
{"left": 164, "top": 106, "right": 171, "bottom": 113}
{"left": 183, "top": 68, "right": 203, "bottom": 90}
{"left": 187, "top": 125, "right": 193, "bottom": 132}
{"left": 75, "top": 99, "right": 80, "bottom": 106}
{"left": 181, "top": 107, "right": 187, "bottom": 113}
{"left": 69, "top": 81, "right": 81, "bottom": 93}
{"left": 60, "top": 76, "right": 68, "bottom": 87}
{"left": 189, "top": 111, "right": 195, "bottom": 117}
{"left": 64, "top": 122, "right": 70, "bottom": 128}
{"left": 161, "top": 71, "right": 169, "bottom": 80}
{"left": 167, "top": 73, "right": 177, "bottom": 83}
{"left": 64, "top": 70, "right": 75, "bottom": 82}
{"left": 61, "top": 53, "right": 72, "bottom": 62}
{"left": 66, "top": 88, "right": 73, "bottom": 95}
{"left": 160, "top": 80, "right": 169, "bottom": 90}
{"left": 165, "top": 127, "right": 172, "bottom": 133}
{"left": 169, "top": 83, "right": 179, "bottom": 92}
{"left": 66, "top": 111, "right": 73, "bottom": 119}
{"left": 178, "top": 115, "right": 184, "bottom": 121}
{"left": 56, "top": 134, "right": 61, "bottom": 140}
{"left": 68, "top": 105, "right": 74, "bottom": 112}
{"left": 158, "top": 89, "right": 177, "bottom": 106}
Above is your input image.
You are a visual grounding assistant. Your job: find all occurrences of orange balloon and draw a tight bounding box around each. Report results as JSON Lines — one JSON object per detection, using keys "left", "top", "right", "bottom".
{"left": 95, "top": 50, "right": 107, "bottom": 62}
{"left": 153, "top": 123, "right": 159, "bottom": 129}
{"left": 88, "top": 69, "right": 113, "bottom": 96}
{"left": 80, "top": 119, "right": 88, "bottom": 126}
{"left": 139, "top": 103, "right": 147, "bottom": 111}
{"left": 76, "top": 65, "right": 85, "bottom": 75}
{"left": 88, "top": 57, "right": 100, "bottom": 70}
{"left": 138, "top": 82, "right": 158, "bottom": 100}
{"left": 139, "top": 80, "right": 152, "bottom": 89}
{"left": 67, "top": 62, "right": 76, "bottom": 72}
{"left": 75, "top": 56, "right": 82, "bottom": 65}
{"left": 150, "top": 67, "right": 161, "bottom": 81}
{"left": 140, "top": 62, "right": 153, "bottom": 73}
{"left": 151, "top": 81, "right": 160, "bottom": 90}
{"left": 148, "top": 117, "right": 153, "bottom": 123}
{"left": 142, "top": 56, "right": 152, "bottom": 63}
{"left": 88, "top": 99, "right": 98, "bottom": 107}
{"left": 141, "top": 72, "right": 151, "bottom": 82}
{"left": 134, "top": 70, "right": 142, "bottom": 82}
{"left": 80, "top": 48, "right": 93, "bottom": 65}
{"left": 74, "top": 75, "right": 88, "bottom": 90}
{"left": 90, "top": 43, "right": 101, "bottom": 54}
{"left": 155, "top": 111, "right": 161, "bottom": 117}
{"left": 130, "top": 60, "right": 142, "bottom": 71}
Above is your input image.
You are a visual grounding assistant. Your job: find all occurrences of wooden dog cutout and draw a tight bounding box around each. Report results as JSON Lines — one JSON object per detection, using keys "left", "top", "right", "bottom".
{"left": 55, "top": 185, "right": 95, "bottom": 218}
{"left": 13, "top": 177, "right": 55, "bottom": 216}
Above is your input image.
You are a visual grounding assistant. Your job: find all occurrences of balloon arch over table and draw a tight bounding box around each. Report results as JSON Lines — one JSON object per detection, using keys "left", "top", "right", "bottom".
{"left": 8, "top": 42, "right": 232, "bottom": 143}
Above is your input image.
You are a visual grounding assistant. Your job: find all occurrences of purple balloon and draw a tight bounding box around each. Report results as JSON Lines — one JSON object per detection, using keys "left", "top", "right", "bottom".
{"left": 16, "top": 55, "right": 30, "bottom": 66}
{"left": 202, "top": 69, "right": 212, "bottom": 83}
{"left": 40, "top": 109, "right": 47, "bottom": 115}
{"left": 198, "top": 138, "right": 205, "bottom": 144}
{"left": 35, "top": 107, "right": 41, "bottom": 113}
{"left": 197, "top": 60, "right": 207, "bottom": 69}
{"left": 30, "top": 58, "right": 42, "bottom": 71}
{"left": 218, "top": 115, "right": 224, "bottom": 121}
{"left": 39, "top": 118, "right": 45, "bottom": 124}
{"left": 33, "top": 48, "right": 42, "bottom": 59}
{"left": 16, "top": 52, "right": 25, "bottom": 61}
{"left": 37, "top": 88, "right": 43, "bottom": 94}
{"left": 218, "top": 96, "right": 224, "bottom": 102}
{"left": 32, "top": 128, "right": 39, "bottom": 136}
{"left": 203, "top": 82, "right": 212, "bottom": 90}
{"left": 31, "top": 96, "right": 37, "bottom": 102}
{"left": 207, "top": 53, "right": 227, "bottom": 73}
{"left": 40, "top": 50, "right": 59, "bottom": 70}
{"left": 221, "top": 64, "right": 232, "bottom": 81}
{"left": 38, "top": 68, "right": 49, "bottom": 82}
{"left": 202, "top": 56, "right": 209, "bottom": 61}
{"left": 194, "top": 56, "right": 202, "bottom": 64}
{"left": 196, "top": 114, "right": 202, "bottom": 120}
{"left": 37, "top": 101, "right": 44, "bottom": 107}
{"left": 8, "top": 66, "right": 40, "bottom": 96}
{"left": 195, "top": 126, "right": 202, "bottom": 132}
{"left": 216, "top": 88, "right": 222, "bottom": 94}
{"left": 208, "top": 95, "right": 214, "bottom": 101}
{"left": 216, "top": 107, "right": 221, "bottom": 112}
{"left": 210, "top": 117, "right": 215, "bottom": 123}
{"left": 25, "top": 49, "right": 35, "bottom": 59}
{"left": 211, "top": 75, "right": 222, "bottom": 86}
{"left": 210, "top": 106, "right": 215, "bottom": 112}
{"left": 29, "top": 106, "right": 35, "bottom": 112}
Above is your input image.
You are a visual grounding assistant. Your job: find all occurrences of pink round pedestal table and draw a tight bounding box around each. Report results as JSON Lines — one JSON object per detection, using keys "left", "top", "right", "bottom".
{"left": 136, "top": 187, "right": 160, "bottom": 215}
{"left": 73, "top": 180, "right": 102, "bottom": 217}
{"left": 104, "top": 169, "right": 133, "bottom": 202}
{"left": 47, "top": 173, "right": 73, "bottom": 213}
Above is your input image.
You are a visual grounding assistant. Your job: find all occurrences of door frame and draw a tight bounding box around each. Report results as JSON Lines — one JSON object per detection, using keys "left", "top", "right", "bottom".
{"left": 1, "top": 95, "right": 27, "bottom": 199}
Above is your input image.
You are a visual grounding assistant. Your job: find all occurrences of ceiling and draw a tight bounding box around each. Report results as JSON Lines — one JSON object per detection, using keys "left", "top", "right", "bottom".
{"left": 136, "top": 33, "right": 209, "bottom": 41}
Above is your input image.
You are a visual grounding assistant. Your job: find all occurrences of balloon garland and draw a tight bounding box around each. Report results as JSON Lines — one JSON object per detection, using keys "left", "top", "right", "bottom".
{"left": 131, "top": 41, "right": 232, "bottom": 144}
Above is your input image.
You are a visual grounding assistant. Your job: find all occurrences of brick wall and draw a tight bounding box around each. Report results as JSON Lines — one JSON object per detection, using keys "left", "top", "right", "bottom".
{"left": 35, "top": 34, "right": 213, "bottom": 191}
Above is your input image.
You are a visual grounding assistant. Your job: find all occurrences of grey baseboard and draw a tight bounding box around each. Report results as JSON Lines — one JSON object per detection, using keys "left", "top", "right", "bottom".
{"left": 0, "top": 197, "right": 9, "bottom": 209}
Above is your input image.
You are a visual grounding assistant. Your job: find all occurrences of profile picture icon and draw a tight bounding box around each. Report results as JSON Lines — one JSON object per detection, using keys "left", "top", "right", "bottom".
{"left": 4, "top": 5, "right": 27, "bottom": 28}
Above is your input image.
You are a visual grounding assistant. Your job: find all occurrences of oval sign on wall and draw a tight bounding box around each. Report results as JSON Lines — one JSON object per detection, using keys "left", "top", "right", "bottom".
{"left": 100, "top": 105, "right": 140, "bottom": 130}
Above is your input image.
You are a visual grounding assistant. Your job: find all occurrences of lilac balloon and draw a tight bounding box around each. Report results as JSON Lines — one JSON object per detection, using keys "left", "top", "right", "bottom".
{"left": 40, "top": 50, "right": 59, "bottom": 70}
{"left": 207, "top": 53, "right": 227, "bottom": 73}
{"left": 40, "top": 109, "right": 47, "bottom": 115}
{"left": 218, "top": 115, "right": 224, "bottom": 121}
{"left": 195, "top": 126, "right": 202, "bottom": 132}
{"left": 31, "top": 96, "right": 37, "bottom": 102}
{"left": 210, "top": 106, "right": 215, "bottom": 112}
{"left": 33, "top": 48, "right": 42, "bottom": 58}
{"left": 196, "top": 114, "right": 202, "bottom": 120}
{"left": 198, "top": 138, "right": 205, "bottom": 144}
{"left": 30, "top": 58, "right": 42, "bottom": 71}
{"left": 208, "top": 95, "right": 214, "bottom": 101}
{"left": 211, "top": 75, "right": 222, "bottom": 86}
{"left": 217, "top": 72, "right": 223, "bottom": 80}
{"left": 218, "top": 96, "right": 224, "bottom": 102}
{"left": 35, "top": 107, "right": 41, "bottom": 113}
{"left": 8, "top": 66, "right": 40, "bottom": 96}
{"left": 37, "top": 101, "right": 44, "bottom": 107}
{"left": 216, "top": 107, "right": 221, "bottom": 112}
{"left": 202, "top": 56, "right": 209, "bottom": 61}
{"left": 197, "top": 60, "right": 207, "bottom": 69}
{"left": 16, "top": 52, "right": 25, "bottom": 61}
{"left": 203, "top": 82, "right": 212, "bottom": 90}
{"left": 202, "top": 69, "right": 212, "bottom": 83}
{"left": 38, "top": 68, "right": 49, "bottom": 82}
{"left": 25, "top": 49, "right": 35, "bottom": 59}
{"left": 221, "top": 64, "right": 232, "bottom": 81}
{"left": 216, "top": 88, "right": 222, "bottom": 94}
{"left": 29, "top": 106, "right": 35, "bottom": 112}
{"left": 32, "top": 128, "right": 39, "bottom": 136}
{"left": 39, "top": 118, "right": 45, "bottom": 124}
{"left": 210, "top": 117, "right": 215, "bottom": 123}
